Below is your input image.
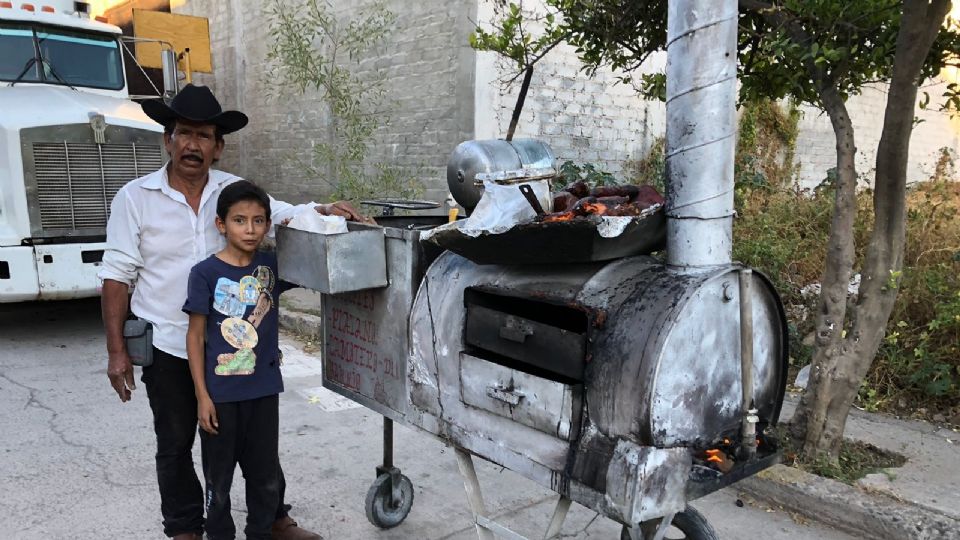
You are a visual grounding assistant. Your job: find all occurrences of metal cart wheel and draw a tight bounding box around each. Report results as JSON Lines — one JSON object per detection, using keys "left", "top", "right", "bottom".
{"left": 364, "top": 471, "right": 414, "bottom": 529}
{"left": 620, "top": 506, "right": 719, "bottom": 540}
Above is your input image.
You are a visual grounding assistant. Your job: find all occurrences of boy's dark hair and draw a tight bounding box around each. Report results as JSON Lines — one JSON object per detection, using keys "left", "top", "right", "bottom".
{"left": 217, "top": 180, "right": 271, "bottom": 220}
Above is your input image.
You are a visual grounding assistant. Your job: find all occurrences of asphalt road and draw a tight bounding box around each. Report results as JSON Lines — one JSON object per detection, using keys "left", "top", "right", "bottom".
{"left": 0, "top": 298, "right": 862, "bottom": 540}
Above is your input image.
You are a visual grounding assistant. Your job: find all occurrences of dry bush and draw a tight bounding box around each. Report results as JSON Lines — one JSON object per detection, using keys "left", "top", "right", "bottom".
{"left": 734, "top": 158, "right": 959, "bottom": 415}
{"left": 867, "top": 171, "right": 960, "bottom": 415}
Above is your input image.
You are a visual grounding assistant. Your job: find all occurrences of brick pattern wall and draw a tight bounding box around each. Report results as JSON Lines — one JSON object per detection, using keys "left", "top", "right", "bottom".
{"left": 795, "top": 83, "right": 960, "bottom": 188}
{"left": 475, "top": 0, "right": 959, "bottom": 188}
{"left": 476, "top": 40, "right": 667, "bottom": 180}
{"left": 484, "top": 45, "right": 960, "bottom": 188}
{"left": 173, "top": 0, "right": 475, "bottom": 204}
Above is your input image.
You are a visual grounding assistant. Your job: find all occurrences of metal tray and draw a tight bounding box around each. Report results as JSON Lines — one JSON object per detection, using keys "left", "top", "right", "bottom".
{"left": 276, "top": 223, "right": 388, "bottom": 294}
{"left": 424, "top": 208, "right": 666, "bottom": 265}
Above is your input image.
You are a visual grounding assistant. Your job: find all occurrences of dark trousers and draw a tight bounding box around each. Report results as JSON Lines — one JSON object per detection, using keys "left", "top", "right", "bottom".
{"left": 200, "top": 395, "right": 281, "bottom": 540}
{"left": 142, "top": 349, "right": 290, "bottom": 538}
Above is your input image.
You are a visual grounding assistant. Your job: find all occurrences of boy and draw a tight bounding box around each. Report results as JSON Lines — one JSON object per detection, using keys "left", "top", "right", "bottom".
{"left": 183, "top": 181, "right": 297, "bottom": 540}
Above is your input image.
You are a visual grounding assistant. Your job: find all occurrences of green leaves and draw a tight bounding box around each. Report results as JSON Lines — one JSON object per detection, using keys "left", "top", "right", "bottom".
{"left": 263, "top": 0, "right": 423, "bottom": 202}
{"left": 470, "top": 1, "right": 570, "bottom": 73}
{"left": 555, "top": 160, "right": 619, "bottom": 190}
{"left": 943, "top": 82, "right": 960, "bottom": 118}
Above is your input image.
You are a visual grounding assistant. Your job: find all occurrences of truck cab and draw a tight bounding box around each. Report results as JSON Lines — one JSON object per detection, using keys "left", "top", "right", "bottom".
{"left": 0, "top": 0, "right": 164, "bottom": 301}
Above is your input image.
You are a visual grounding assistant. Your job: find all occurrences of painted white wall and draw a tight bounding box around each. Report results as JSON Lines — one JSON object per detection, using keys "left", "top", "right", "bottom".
{"left": 795, "top": 82, "right": 960, "bottom": 187}
{"left": 474, "top": 0, "right": 960, "bottom": 189}
{"left": 474, "top": 0, "right": 666, "bottom": 178}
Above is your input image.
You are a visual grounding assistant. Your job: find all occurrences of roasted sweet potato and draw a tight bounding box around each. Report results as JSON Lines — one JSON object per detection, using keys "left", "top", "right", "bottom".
{"left": 604, "top": 204, "right": 645, "bottom": 216}
{"left": 552, "top": 191, "right": 579, "bottom": 212}
{"left": 596, "top": 195, "right": 630, "bottom": 206}
{"left": 590, "top": 185, "right": 641, "bottom": 199}
{"left": 571, "top": 196, "right": 598, "bottom": 215}
{"left": 634, "top": 185, "right": 665, "bottom": 207}
{"left": 562, "top": 180, "right": 590, "bottom": 199}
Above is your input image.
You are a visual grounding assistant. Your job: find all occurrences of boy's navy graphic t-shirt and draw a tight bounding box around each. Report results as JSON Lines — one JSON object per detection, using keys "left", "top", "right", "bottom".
{"left": 183, "top": 250, "right": 293, "bottom": 403}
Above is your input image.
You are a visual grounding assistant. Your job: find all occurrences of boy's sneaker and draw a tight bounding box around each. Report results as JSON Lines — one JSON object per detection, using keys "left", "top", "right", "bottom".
{"left": 271, "top": 516, "right": 322, "bottom": 540}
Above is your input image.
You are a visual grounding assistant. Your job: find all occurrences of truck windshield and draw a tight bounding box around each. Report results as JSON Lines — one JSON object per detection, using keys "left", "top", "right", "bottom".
{"left": 0, "top": 23, "right": 123, "bottom": 90}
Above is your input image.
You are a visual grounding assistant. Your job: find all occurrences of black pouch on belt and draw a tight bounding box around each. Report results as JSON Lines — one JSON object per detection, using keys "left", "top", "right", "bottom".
{"left": 123, "top": 319, "right": 154, "bottom": 367}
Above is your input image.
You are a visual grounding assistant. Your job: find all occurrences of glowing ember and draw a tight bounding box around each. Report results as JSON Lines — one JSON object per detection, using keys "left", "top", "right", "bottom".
{"left": 581, "top": 202, "right": 609, "bottom": 215}
{"left": 542, "top": 211, "right": 576, "bottom": 223}
{"left": 702, "top": 448, "right": 734, "bottom": 473}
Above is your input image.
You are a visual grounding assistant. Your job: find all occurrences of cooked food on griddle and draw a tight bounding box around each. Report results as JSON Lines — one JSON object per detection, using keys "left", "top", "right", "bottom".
{"left": 561, "top": 180, "right": 590, "bottom": 199}
{"left": 543, "top": 184, "right": 664, "bottom": 222}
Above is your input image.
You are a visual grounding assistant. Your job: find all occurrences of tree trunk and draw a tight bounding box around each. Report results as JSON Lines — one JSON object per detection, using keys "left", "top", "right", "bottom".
{"left": 788, "top": 83, "right": 859, "bottom": 457}
{"left": 791, "top": 0, "right": 953, "bottom": 459}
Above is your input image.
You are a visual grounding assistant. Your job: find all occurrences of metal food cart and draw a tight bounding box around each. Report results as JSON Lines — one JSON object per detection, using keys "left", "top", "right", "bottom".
{"left": 276, "top": 1, "right": 788, "bottom": 538}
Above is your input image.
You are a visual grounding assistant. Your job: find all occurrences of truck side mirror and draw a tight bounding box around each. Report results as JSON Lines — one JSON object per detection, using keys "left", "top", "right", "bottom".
{"left": 160, "top": 48, "right": 179, "bottom": 101}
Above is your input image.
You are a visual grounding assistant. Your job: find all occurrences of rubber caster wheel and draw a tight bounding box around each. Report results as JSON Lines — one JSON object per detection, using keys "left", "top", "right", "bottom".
{"left": 620, "top": 506, "right": 719, "bottom": 540}
{"left": 365, "top": 472, "right": 414, "bottom": 529}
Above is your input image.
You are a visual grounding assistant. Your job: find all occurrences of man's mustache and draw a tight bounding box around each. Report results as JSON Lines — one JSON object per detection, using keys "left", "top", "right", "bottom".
{"left": 181, "top": 154, "right": 203, "bottom": 163}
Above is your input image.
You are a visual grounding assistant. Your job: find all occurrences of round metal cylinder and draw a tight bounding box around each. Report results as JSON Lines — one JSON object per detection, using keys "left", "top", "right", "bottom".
{"left": 665, "top": 0, "right": 737, "bottom": 268}
{"left": 583, "top": 263, "right": 787, "bottom": 447}
{"left": 446, "top": 139, "right": 555, "bottom": 210}
{"left": 407, "top": 254, "right": 788, "bottom": 449}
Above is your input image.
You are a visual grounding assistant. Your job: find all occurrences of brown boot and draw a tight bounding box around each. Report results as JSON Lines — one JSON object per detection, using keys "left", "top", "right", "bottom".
{"left": 271, "top": 515, "right": 322, "bottom": 540}
{"left": 171, "top": 534, "right": 202, "bottom": 540}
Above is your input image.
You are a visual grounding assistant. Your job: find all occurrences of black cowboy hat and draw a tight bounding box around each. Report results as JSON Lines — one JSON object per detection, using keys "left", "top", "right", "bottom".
{"left": 142, "top": 84, "right": 248, "bottom": 134}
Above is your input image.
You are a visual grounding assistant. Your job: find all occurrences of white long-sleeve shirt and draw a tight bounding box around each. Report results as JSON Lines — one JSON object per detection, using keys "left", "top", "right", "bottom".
{"left": 98, "top": 166, "right": 312, "bottom": 359}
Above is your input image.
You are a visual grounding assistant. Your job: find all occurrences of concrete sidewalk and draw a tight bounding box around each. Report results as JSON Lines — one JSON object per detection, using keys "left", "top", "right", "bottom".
{"left": 279, "top": 287, "right": 960, "bottom": 540}
{"left": 739, "top": 398, "right": 960, "bottom": 540}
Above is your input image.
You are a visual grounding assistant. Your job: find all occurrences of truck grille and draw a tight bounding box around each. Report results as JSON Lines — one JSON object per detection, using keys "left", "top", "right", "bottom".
{"left": 31, "top": 142, "right": 163, "bottom": 232}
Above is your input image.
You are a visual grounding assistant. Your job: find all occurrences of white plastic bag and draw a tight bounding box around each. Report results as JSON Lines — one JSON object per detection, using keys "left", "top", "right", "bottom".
{"left": 286, "top": 211, "right": 349, "bottom": 235}
{"left": 458, "top": 179, "right": 551, "bottom": 236}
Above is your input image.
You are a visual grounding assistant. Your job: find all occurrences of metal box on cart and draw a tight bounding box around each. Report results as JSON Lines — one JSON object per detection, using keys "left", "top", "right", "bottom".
{"left": 277, "top": 217, "right": 446, "bottom": 527}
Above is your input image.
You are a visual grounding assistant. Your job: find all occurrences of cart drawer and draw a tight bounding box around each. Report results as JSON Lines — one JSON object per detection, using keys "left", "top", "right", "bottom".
{"left": 277, "top": 224, "right": 388, "bottom": 294}
{"left": 464, "top": 302, "right": 587, "bottom": 381}
{"left": 459, "top": 353, "right": 582, "bottom": 440}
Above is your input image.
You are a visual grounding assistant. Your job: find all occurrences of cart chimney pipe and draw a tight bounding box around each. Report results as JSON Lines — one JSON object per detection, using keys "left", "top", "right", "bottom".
{"left": 665, "top": 0, "right": 737, "bottom": 268}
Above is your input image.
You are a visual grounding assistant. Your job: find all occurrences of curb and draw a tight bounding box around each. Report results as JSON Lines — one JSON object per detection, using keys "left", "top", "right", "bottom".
{"left": 737, "top": 465, "right": 960, "bottom": 540}
{"left": 279, "top": 309, "right": 323, "bottom": 342}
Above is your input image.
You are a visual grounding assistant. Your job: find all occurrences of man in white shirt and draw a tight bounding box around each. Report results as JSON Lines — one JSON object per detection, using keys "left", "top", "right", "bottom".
{"left": 100, "top": 85, "right": 362, "bottom": 540}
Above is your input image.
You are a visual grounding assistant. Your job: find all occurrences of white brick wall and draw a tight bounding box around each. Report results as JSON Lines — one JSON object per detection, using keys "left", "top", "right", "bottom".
{"left": 795, "top": 83, "right": 960, "bottom": 188}
{"left": 473, "top": 1, "right": 667, "bottom": 178}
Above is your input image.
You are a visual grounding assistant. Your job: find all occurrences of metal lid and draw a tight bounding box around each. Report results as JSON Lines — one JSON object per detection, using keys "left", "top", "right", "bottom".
{"left": 446, "top": 139, "right": 555, "bottom": 210}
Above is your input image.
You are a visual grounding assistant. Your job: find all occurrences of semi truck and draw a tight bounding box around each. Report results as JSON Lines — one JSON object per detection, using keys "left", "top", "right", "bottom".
{"left": 0, "top": 0, "right": 176, "bottom": 301}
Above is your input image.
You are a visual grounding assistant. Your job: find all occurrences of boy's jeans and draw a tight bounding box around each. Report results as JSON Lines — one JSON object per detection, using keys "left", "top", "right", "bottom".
{"left": 200, "top": 394, "right": 281, "bottom": 540}
{"left": 142, "top": 350, "right": 289, "bottom": 538}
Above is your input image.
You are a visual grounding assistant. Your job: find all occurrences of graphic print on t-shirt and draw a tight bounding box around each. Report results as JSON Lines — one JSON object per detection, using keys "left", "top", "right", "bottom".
{"left": 213, "top": 277, "right": 246, "bottom": 317}
{"left": 247, "top": 291, "right": 272, "bottom": 328}
{"left": 254, "top": 265, "right": 275, "bottom": 294}
{"left": 221, "top": 317, "right": 258, "bottom": 349}
{"left": 215, "top": 347, "right": 256, "bottom": 376}
{"left": 213, "top": 271, "right": 272, "bottom": 377}
{"left": 238, "top": 275, "right": 261, "bottom": 304}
